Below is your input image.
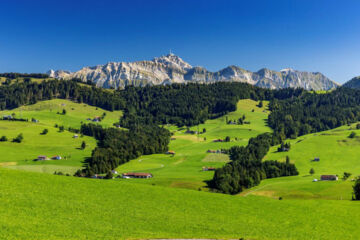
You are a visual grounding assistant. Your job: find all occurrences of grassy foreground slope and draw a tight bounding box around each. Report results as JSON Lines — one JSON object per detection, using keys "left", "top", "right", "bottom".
{"left": 116, "top": 99, "right": 271, "bottom": 190}
{"left": 242, "top": 123, "right": 360, "bottom": 200}
{"left": 1, "top": 168, "right": 360, "bottom": 240}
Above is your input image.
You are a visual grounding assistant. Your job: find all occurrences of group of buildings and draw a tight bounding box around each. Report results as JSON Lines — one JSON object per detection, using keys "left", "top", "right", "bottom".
{"left": 36, "top": 155, "right": 62, "bottom": 161}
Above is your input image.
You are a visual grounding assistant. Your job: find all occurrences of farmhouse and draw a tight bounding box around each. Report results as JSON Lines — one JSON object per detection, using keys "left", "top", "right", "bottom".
{"left": 185, "top": 130, "right": 197, "bottom": 134}
{"left": 92, "top": 116, "right": 101, "bottom": 122}
{"left": 313, "top": 157, "right": 320, "bottom": 162}
{"left": 122, "top": 173, "right": 153, "bottom": 179}
{"left": 51, "top": 155, "right": 62, "bottom": 160}
{"left": 32, "top": 118, "right": 39, "bottom": 123}
{"left": 37, "top": 155, "right": 48, "bottom": 161}
{"left": 73, "top": 134, "right": 79, "bottom": 138}
{"left": 3, "top": 115, "right": 13, "bottom": 120}
{"left": 207, "top": 150, "right": 216, "bottom": 153}
{"left": 320, "top": 175, "right": 338, "bottom": 181}
{"left": 202, "top": 166, "right": 216, "bottom": 171}
{"left": 112, "top": 170, "right": 118, "bottom": 174}
{"left": 166, "top": 150, "right": 175, "bottom": 155}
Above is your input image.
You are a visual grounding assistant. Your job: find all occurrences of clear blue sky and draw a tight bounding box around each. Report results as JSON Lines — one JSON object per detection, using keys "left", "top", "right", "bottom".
{"left": 1, "top": 0, "right": 360, "bottom": 83}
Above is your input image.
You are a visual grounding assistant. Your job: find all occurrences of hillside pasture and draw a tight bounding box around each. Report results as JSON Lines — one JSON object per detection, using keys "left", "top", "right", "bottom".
{"left": 241, "top": 123, "right": 360, "bottom": 200}
{"left": 116, "top": 99, "right": 271, "bottom": 190}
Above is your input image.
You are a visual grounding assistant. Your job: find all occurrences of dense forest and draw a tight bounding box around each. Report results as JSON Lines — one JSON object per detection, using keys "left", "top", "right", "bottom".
{"left": 118, "top": 83, "right": 304, "bottom": 127}
{"left": 269, "top": 87, "right": 360, "bottom": 139}
{"left": 77, "top": 123, "right": 170, "bottom": 175}
{"left": 0, "top": 80, "right": 125, "bottom": 111}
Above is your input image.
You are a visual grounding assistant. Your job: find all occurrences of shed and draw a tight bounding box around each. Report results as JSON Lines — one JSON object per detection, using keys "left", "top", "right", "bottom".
{"left": 122, "top": 173, "right": 153, "bottom": 179}
{"left": 320, "top": 175, "right": 338, "bottom": 181}
{"left": 37, "top": 155, "right": 48, "bottom": 160}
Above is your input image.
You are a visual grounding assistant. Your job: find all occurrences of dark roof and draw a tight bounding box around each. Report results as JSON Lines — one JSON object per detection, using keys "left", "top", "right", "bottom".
{"left": 122, "top": 172, "right": 152, "bottom": 177}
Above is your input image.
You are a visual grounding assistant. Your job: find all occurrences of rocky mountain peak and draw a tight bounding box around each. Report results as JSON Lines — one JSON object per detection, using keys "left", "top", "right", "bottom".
{"left": 152, "top": 53, "right": 192, "bottom": 71}
{"left": 48, "top": 54, "right": 339, "bottom": 91}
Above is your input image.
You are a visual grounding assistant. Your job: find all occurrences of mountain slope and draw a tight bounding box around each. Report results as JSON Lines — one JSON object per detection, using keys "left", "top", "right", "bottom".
{"left": 48, "top": 54, "right": 339, "bottom": 90}
{"left": 343, "top": 76, "right": 360, "bottom": 88}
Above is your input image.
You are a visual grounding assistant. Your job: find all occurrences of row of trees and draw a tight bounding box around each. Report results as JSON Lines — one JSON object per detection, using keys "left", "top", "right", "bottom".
{"left": 75, "top": 123, "right": 171, "bottom": 176}
{"left": 209, "top": 133, "right": 298, "bottom": 194}
{"left": 0, "top": 73, "right": 49, "bottom": 79}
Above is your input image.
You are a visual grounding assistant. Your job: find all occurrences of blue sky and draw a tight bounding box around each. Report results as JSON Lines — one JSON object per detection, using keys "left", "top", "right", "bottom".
{"left": 1, "top": 0, "right": 360, "bottom": 83}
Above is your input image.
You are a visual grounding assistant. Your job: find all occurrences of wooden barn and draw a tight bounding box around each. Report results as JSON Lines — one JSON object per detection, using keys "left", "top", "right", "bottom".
{"left": 320, "top": 175, "right": 338, "bottom": 181}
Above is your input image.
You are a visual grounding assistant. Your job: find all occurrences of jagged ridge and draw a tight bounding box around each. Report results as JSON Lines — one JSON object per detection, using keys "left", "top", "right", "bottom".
{"left": 48, "top": 54, "right": 339, "bottom": 90}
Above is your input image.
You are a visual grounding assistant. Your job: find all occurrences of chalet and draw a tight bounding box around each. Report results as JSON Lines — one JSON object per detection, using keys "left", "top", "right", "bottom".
{"left": 202, "top": 166, "right": 216, "bottom": 171}
{"left": 166, "top": 150, "right": 176, "bottom": 155}
{"left": 92, "top": 116, "right": 101, "bottom": 122}
{"left": 313, "top": 157, "right": 320, "bottom": 162}
{"left": 92, "top": 174, "right": 104, "bottom": 179}
{"left": 213, "top": 139, "right": 223, "bottom": 142}
{"left": 122, "top": 173, "right": 153, "bottom": 179}
{"left": 320, "top": 175, "right": 338, "bottom": 181}
{"left": 37, "top": 155, "right": 48, "bottom": 161}
{"left": 51, "top": 155, "right": 62, "bottom": 160}
{"left": 73, "top": 134, "right": 79, "bottom": 138}
{"left": 32, "top": 119, "right": 39, "bottom": 123}
{"left": 185, "top": 130, "right": 197, "bottom": 134}
{"left": 112, "top": 170, "right": 118, "bottom": 174}
{"left": 278, "top": 147, "right": 289, "bottom": 152}
{"left": 3, "top": 115, "right": 13, "bottom": 120}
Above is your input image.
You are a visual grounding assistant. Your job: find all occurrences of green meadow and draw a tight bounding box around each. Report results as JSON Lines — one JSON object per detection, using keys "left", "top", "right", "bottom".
{"left": 2, "top": 98, "right": 360, "bottom": 239}
{"left": 0, "top": 99, "right": 122, "bottom": 174}
{"left": 116, "top": 99, "right": 271, "bottom": 190}
{"left": 1, "top": 168, "right": 360, "bottom": 240}
{"left": 241, "top": 123, "right": 360, "bottom": 200}
{"left": 1, "top": 99, "right": 123, "bottom": 128}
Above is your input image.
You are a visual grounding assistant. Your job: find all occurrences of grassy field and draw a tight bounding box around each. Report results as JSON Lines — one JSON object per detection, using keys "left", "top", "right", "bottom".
{"left": 1, "top": 168, "right": 360, "bottom": 240}
{"left": 241, "top": 123, "right": 360, "bottom": 200}
{"left": 0, "top": 99, "right": 122, "bottom": 174}
{"left": 0, "top": 99, "right": 122, "bottom": 128}
{"left": 116, "top": 99, "right": 271, "bottom": 190}
{"left": 2, "top": 98, "right": 360, "bottom": 239}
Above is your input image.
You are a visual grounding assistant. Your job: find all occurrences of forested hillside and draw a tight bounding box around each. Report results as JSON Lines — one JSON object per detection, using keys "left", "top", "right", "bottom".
{"left": 3, "top": 78, "right": 360, "bottom": 194}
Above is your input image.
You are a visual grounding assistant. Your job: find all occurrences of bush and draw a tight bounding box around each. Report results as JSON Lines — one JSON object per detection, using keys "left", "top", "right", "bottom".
{"left": 0, "top": 136, "right": 8, "bottom": 141}
{"left": 349, "top": 131, "right": 356, "bottom": 138}
{"left": 353, "top": 179, "right": 360, "bottom": 200}
{"left": 12, "top": 133, "right": 23, "bottom": 143}
{"left": 81, "top": 141, "right": 86, "bottom": 150}
{"left": 41, "top": 129, "right": 48, "bottom": 135}
{"left": 343, "top": 172, "right": 352, "bottom": 180}
{"left": 105, "top": 171, "right": 113, "bottom": 179}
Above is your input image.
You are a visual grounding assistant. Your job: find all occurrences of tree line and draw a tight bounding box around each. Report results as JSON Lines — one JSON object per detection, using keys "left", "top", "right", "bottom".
{"left": 75, "top": 123, "right": 170, "bottom": 176}
{"left": 209, "top": 133, "right": 298, "bottom": 194}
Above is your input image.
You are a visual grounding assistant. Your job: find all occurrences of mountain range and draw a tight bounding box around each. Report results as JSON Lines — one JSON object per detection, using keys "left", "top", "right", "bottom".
{"left": 48, "top": 54, "right": 339, "bottom": 90}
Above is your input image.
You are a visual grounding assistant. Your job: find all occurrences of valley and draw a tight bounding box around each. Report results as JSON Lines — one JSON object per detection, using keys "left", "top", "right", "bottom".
{"left": 0, "top": 79, "right": 360, "bottom": 239}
